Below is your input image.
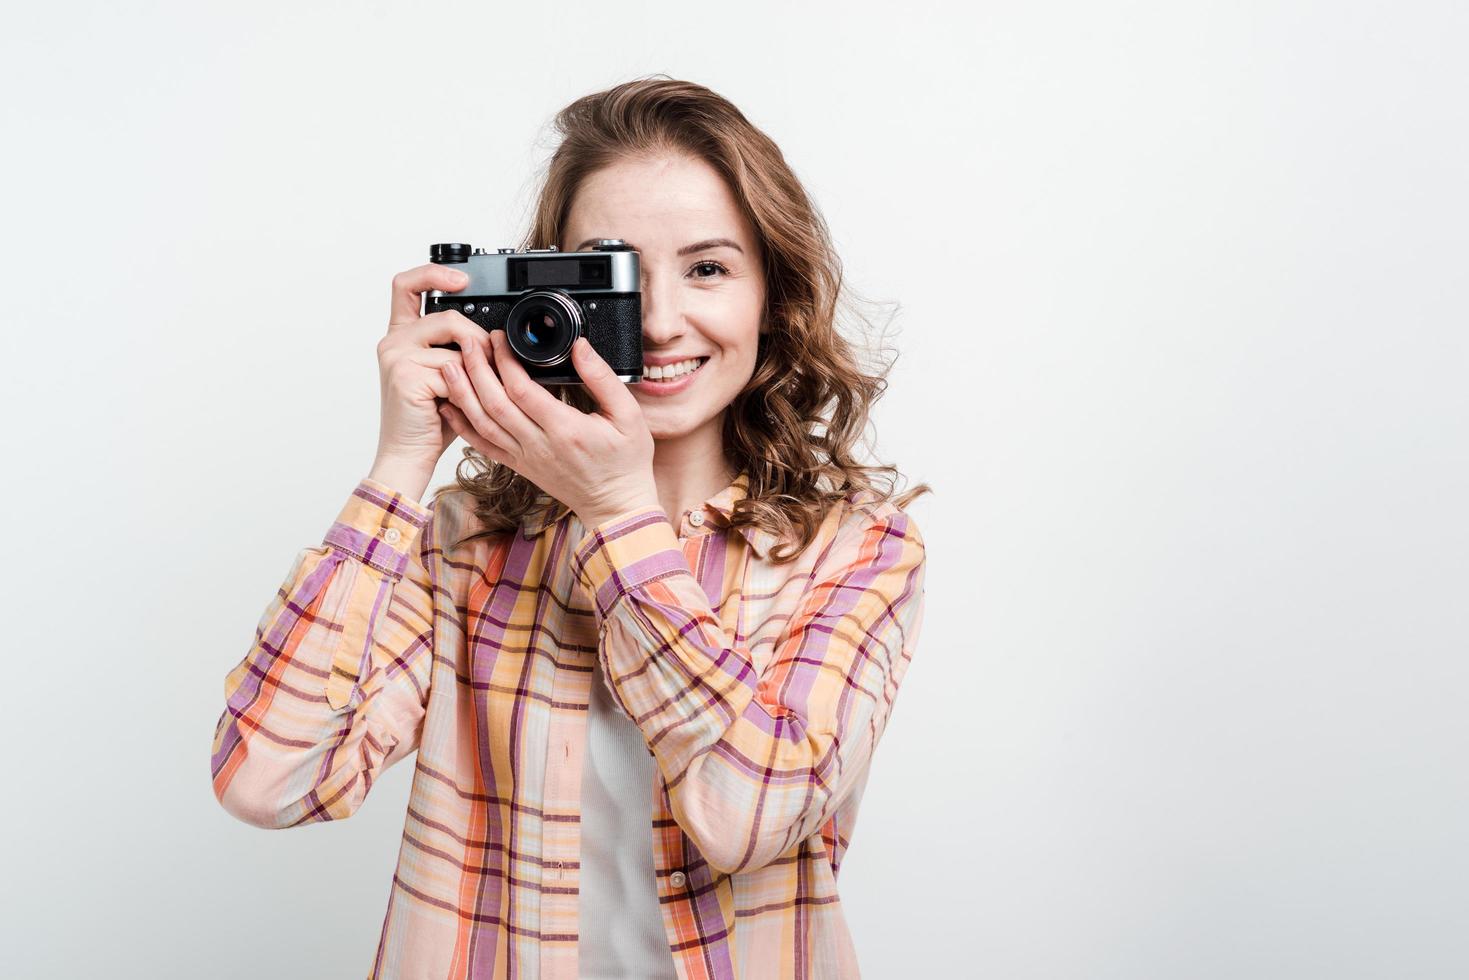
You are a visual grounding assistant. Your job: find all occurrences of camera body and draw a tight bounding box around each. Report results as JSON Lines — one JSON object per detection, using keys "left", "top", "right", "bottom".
{"left": 423, "top": 241, "right": 643, "bottom": 385}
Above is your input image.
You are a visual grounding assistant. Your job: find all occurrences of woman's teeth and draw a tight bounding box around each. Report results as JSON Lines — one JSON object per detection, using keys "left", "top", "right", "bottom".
{"left": 643, "top": 357, "right": 708, "bottom": 382}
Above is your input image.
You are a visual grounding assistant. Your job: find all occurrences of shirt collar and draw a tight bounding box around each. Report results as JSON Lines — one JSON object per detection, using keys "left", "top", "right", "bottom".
{"left": 518, "top": 471, "right": 780, "bottom": 558}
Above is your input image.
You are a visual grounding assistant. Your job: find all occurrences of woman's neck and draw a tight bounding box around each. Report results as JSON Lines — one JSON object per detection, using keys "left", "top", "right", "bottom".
{"left": 651, "top": 413, "right": 737, "bottom": 525}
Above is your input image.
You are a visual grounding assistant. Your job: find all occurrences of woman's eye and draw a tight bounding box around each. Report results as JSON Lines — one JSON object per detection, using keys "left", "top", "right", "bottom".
{"left": 688, "top": 260, "right": 728, "bottom": 279}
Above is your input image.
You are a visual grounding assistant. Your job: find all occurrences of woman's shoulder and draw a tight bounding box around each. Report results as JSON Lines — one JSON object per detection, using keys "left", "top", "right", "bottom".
{"left": 837, "top": 484, "right": 923, "bottom": 531}
{"left": 818, "top": 485, "right": 926, "bottom": 557}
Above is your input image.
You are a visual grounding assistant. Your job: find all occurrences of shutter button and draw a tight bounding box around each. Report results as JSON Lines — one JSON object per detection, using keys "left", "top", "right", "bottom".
{"left": 669, "top": 870, "right": 688, "bottom": 888}
{"left": 688, "top": 511, "right": 705, "bottom": 527}
{"left": 383, "top": 528, "right": 401, "bottom": 544}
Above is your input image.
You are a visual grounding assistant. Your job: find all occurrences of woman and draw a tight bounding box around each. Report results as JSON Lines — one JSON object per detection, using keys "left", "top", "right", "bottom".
{"left": 211, "top": 76, "right": 930, "bottom": 980}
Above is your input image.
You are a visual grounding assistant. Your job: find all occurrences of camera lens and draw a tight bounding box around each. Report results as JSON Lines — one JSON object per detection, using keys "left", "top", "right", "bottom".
{"left": 522, "top": 313, "right": 557, "bottom": 349}
{"left": 505, "top": 290, "right": 582, "bottom": 365}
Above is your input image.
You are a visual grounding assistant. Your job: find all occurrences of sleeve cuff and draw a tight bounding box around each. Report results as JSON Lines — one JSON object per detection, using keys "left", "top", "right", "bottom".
{"left": 571, "top": 505, "right": 688, "bottom": 621}
{"left": 322, "top": 478, "right": 433, "bottom": 580}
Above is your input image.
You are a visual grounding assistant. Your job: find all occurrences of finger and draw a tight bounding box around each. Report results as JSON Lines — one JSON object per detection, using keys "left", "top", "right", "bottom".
{"left": 457, "top": 331, "right": 544, "bottom": 446}
{"left": 489, "top": 329, "right": 581, "bottom": 431}
{"left": 390, "top": 264, "right": 470, "bottom": 327}
{"left": 417, "top": 347, "right": 485, "bottom": 372}
{"left": 399, "top": 310, "right": 489, "bottom": 358}
{"left": 438, "top": 397, "right": 457, "bottom": 448}
{"left": 439, "top": 402, "right": 515, "bottom": 465}
{"left": 570, "top": 336, "right": 640, "bottom": 430}
{"left": 439, "top": 359, "right": 525, "bottom": 456}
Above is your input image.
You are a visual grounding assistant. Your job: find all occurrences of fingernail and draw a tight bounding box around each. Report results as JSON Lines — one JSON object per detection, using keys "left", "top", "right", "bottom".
{"left": 452, "top": 271, "right": 468, "bottom": 284}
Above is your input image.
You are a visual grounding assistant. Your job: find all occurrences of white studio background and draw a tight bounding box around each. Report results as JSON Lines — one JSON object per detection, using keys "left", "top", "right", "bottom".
{"left": 2, "top": 1, "right": 1466, "bottom": 977}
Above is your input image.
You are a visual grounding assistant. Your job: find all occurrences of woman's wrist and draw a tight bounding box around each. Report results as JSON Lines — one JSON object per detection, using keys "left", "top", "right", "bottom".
{"left": 575, "top": 490, "right": 661, "bottom": 531}
{"left": 366, "top": 456, "right": 435, "bottom": 504}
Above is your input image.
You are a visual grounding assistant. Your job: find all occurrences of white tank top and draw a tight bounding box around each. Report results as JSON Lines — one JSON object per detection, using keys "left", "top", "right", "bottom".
{"left": 577, "top": 654, "right": 679, "bottom": 979}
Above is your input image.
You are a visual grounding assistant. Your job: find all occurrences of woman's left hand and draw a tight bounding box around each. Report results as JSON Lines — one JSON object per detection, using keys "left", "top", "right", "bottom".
{"left": 437, "top": 329, "right": 660, "bottom": 529}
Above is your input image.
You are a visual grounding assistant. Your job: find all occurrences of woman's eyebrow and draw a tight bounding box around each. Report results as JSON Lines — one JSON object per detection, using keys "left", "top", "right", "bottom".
{"left": 574, "top": 236, "right": 744, "bottom": 256}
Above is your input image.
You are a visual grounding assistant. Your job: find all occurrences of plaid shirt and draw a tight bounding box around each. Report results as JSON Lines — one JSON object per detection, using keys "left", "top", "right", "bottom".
{"left": 211, "top": 471, "right": 927, "bottom": 979}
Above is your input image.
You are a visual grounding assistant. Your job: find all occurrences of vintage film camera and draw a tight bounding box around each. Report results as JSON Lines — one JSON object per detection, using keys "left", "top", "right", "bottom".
{"left": 423, "top": 240, "right": 644, "bottom": 385}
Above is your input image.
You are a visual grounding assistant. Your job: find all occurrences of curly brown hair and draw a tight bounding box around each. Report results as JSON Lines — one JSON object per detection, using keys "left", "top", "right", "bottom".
{"left": 434, "top": 75, "right": 931, "bottom": 563}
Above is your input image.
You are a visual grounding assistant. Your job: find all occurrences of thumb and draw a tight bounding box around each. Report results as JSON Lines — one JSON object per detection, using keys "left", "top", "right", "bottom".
{"left": 438, "top": 403, "right": 458, "bottom": 452}
{"left": 574, "top": 338, "right": 638, "bottom": 427}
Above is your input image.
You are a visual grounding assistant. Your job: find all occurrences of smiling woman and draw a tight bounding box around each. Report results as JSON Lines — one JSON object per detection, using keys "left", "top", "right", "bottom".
{"left": 446, "top": 77, "right": 931, "bottom": 558}
{"left": 211, "top": 74, "right": 931, "bottom": 980}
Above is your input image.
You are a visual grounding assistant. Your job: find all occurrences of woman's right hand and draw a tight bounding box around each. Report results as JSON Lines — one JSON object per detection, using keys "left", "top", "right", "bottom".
{"left": 370, "top": 263, "right": 488, "bottom": 483}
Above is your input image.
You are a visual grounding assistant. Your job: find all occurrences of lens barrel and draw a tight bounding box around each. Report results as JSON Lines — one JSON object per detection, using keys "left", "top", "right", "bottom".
{"left": 504, "top": 290, "right": 583, "bottom": 365}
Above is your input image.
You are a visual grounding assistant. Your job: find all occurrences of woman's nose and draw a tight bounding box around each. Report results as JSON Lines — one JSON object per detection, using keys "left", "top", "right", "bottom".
{"left": 639, "top": 274, "right": 683, "bottom": 346}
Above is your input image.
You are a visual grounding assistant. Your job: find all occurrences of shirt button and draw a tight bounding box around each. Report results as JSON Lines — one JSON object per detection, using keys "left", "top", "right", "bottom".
{"left": 688, "top": 511, "right": 705, "bottom": 527}
{"left": 383, "top": 527, "right": 401, "bottom": 544}
{"left": 669, "top": 870, "right": 688, "bottom": 888}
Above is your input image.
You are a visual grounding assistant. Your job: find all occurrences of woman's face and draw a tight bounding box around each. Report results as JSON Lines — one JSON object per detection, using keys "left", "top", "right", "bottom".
{"left": 562, "top": 152, "right": 766, "bottom": 442}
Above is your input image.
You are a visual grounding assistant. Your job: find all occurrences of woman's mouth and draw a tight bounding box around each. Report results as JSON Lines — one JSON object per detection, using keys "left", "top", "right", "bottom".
{"left": 636, "top": 356, "right": 709, "bottom": 396}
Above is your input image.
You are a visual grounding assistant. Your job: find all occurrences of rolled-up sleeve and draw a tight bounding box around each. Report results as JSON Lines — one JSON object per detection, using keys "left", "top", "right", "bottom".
{"left": 571, "top": 503, "right": 926, "bottom": 875}
{"left": 210, "top": 478, "right": 438, "bottom": 830}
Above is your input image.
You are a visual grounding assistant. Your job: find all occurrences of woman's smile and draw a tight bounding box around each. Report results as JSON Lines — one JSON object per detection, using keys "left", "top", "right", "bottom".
{"left": 634, "top": 355, "right": 711, "bottom": 397}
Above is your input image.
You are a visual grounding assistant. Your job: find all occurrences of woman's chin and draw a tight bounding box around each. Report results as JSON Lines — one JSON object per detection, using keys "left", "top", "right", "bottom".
{"left": 643, "top": 404, "right": 707, "bottom": 442}
{"left": 648, "top": 422, "right": 694, "bottom": 442}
